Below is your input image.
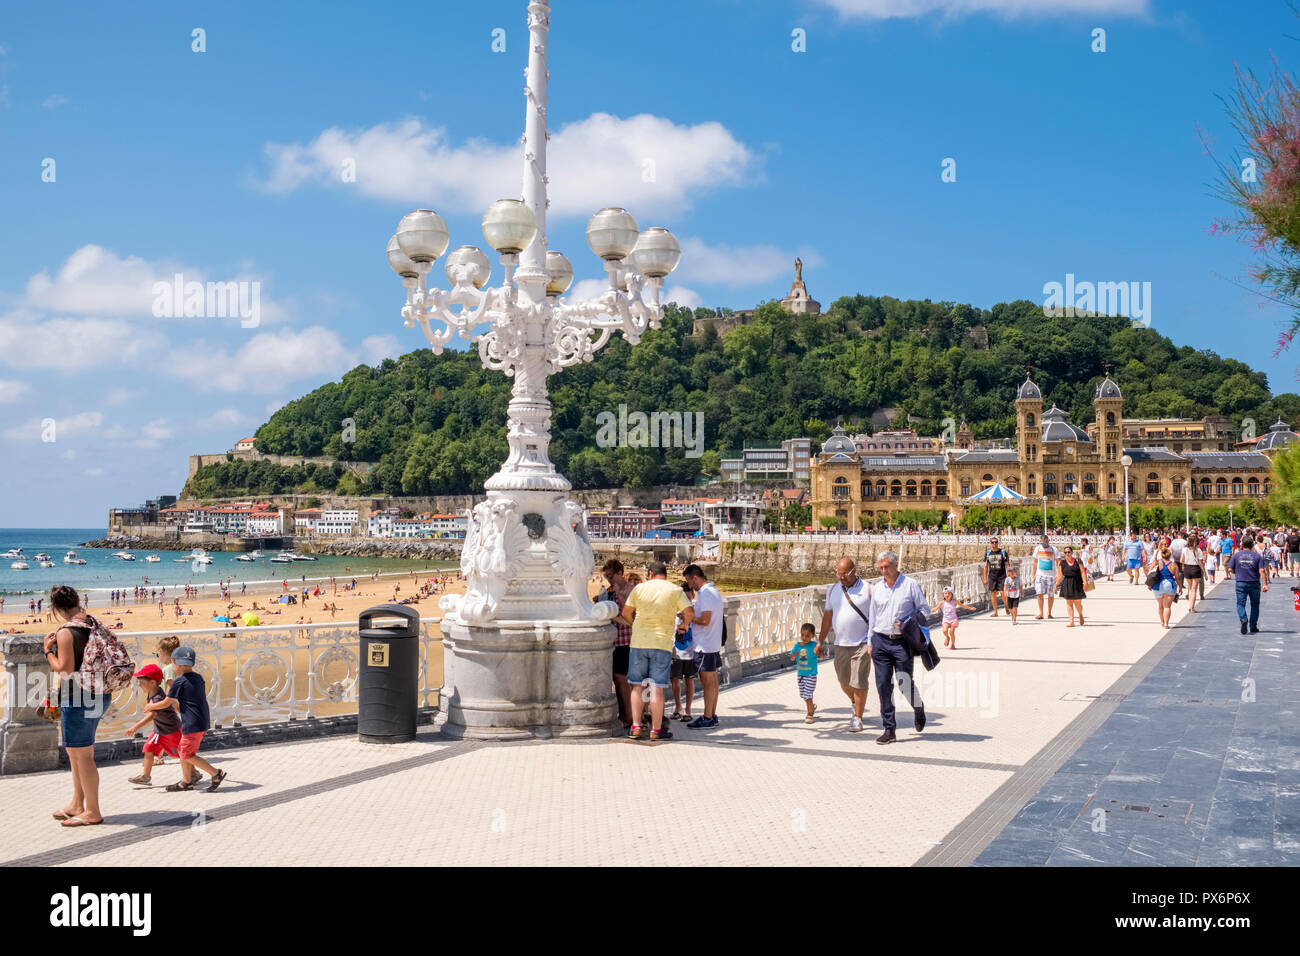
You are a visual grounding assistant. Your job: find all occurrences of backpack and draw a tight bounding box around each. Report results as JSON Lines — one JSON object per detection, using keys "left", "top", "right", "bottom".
{"left": 72, "top": 615, "right": 136, "bottom": 695}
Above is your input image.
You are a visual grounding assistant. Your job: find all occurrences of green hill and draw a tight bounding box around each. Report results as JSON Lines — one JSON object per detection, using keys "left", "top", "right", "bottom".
{"left": 181, "top": 296, "right": 1300, "bottom": 499}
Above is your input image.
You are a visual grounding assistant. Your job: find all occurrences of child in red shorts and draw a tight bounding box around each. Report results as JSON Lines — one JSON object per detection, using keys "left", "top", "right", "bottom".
{"left": 164, "top": 646, "right": 226, "bottom": 792}
{"left": 126, "top": 664, "right": 200, "bottom": 787}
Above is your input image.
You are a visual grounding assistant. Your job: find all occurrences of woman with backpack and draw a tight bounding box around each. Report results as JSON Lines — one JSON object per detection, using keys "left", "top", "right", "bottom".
{"left": 43, "top": 584, "right": 125, "bottom": 828}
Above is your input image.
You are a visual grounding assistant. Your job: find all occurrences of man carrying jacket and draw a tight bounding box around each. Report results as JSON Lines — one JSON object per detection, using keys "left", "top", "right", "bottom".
{"left": 867, "top": 550, "right": 928, "bottom": 745}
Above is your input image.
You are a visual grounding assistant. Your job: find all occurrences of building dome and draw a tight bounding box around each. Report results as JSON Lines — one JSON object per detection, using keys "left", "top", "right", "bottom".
{"left": 821, "top": 424, "right": 857, "bottom": 455}
{"left": 1016, "top": 372, "right": 1041, "bottom": 400}
{"left": 1041, "top": 405, "right": 1092, "bottom": 443}
{"left": 1095, "top": 373, "right": 1122, "bottom": 399}
{"left": 1256, "top": 417, "right": 1298, "bottom": 451}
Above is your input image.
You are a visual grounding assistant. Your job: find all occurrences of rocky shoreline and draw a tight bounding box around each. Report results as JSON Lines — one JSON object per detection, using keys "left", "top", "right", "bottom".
{"left": 82, "top": 533, "right": 461, "bottom": 561}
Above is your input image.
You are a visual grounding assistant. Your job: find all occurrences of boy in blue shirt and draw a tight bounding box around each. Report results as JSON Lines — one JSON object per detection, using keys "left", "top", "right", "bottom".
{"left": 164, "top": 646, "right": 227, "bottom": 792}
{"left": 790, "top": 623, "right": 821, "bottom": 723}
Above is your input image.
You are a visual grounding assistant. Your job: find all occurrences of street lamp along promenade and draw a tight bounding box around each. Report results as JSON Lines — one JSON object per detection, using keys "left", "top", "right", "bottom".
{"left": 385, "top": 0, "right": 681, "bottom": 739}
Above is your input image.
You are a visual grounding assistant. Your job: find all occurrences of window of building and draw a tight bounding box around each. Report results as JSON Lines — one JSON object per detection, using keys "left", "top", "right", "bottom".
{"left": 1044, "top": 473, "right": 1057, "bottom": 496}
{"left": 921, "top": 480, "right": 932, "bottom": 496}
{"left": 960, "top": 481, "right": 970, "bottom": 497}
{"left": 1146, "top": 473, "right": 1160, "bottom": 495}
{"left": 906, "top": 480, "right": 917, "bottom": 496}
{"left": 1084, "top": 473, "right": 1096, "bottom": 495}
{"left": 936, "top": 481, "right": 947, "bottom": 497}
{"left": 876, "top": 480, "right": 887, "bottom": 498}
{"left": 1028, "top": 475, "right": 1037, "bottom": 495}
{"left": 1029, "top": 445, "right": 1037, "bottom": 461}
{"left": 890, "top": 480, "right": 902, "bottom": 497}
{"left": 832, "top": 477, "right": 849, "bottom": 499}
{"left": 1063, "top": 473, "right": 1077, "bottom": 494}
{"left": 1106, "top": 412, "right": 1115, "bottom": 426}
{"left": 1026, "top": 414, "right": 1036, "bottom": 427}
{"left": 1172, "top": 479, "right": 1182, "bottom": 495}
{"left": 1215, "top": 477, "right": 1228, "bottom": 496}
{"left": 1248, "top": 477, "right": 1260, "bottom": 495}
{"left": 861, "top": 482, "right": 872, "bottom": 498}
{"left": 1232, "top": 477, "right": 1244, "bottom": 496}
{"left": 1199, "top": 477, "right": 1212, "bottom": 497}
{"left": 982, "top": 473, "right": 994, "bottom": 486}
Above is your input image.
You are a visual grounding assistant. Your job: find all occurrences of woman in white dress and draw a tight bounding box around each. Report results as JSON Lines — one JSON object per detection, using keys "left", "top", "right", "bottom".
{"left": 1080, "top": 538, "right": 1096, "bottom": 578}
{"left": 1100, "top": 535, "right": 1118, "bottom": 580}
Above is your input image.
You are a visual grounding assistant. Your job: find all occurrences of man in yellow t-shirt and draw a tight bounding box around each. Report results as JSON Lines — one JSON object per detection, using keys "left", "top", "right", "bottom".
{"left": 624, "top": 561, "right": 693, "bottom": 741}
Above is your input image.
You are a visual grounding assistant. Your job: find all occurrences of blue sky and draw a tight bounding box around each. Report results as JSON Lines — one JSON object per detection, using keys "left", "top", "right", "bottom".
{"left": 1, "top": 0, "right": 1297, "bottom": 526}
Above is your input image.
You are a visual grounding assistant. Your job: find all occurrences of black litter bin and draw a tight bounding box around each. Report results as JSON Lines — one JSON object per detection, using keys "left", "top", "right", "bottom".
{"left": 357, "top": 604, "right": 421, "bottom": 743}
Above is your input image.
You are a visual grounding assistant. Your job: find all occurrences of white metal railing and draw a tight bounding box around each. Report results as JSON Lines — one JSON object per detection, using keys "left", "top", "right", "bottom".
{"left": 721, "top": 532, "right": 1096, "bottom": 547}
{"left": 89, "top": 618, "right": 443, "bottom": 733}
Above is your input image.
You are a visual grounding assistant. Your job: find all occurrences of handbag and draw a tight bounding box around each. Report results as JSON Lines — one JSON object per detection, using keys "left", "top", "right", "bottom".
{"left": 1145, "top": 568, "right": 1161, "bottom": 588}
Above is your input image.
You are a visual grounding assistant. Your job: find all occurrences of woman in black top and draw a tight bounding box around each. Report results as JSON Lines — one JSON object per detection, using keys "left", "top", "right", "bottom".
{"left": 43, "top": 585, "right": 108, "bottom": 827}
{"left": 1055, "top": 545, "right": 1087, "bottom": 627}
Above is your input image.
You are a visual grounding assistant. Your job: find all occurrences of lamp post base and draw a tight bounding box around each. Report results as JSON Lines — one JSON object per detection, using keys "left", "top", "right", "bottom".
{"left": 435, "top": 617, "right": 618, "bottom": 739}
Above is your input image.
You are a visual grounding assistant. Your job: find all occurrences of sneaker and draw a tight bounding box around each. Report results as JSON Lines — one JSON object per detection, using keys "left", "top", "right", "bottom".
{"left": 876, "top": 730, "right": 897, "bottom": 745}
{"left": 804, "top": 715, "right": 815, "bottom": 724}
{"left": 1240, "top": 621, "right": 1248, "bottom": 635}
{"left": 849, "top": 715, "right": 863, "bottom": 733}
{"left": 686, "top": 715, "right": 715, "bottom": 729}
{"left": 627, "top": 724, "right": 644, "bottom": 739}
{"left": 649, "top": 727, "right": 673, "bottom": 741}
{"left": 1250, "top": 626, "right": 1259, "bottom": 634}
{"left": 127, "top": 774, "right": 151, "bottom": 786}
{"left": 915, "top": 708, "right": 926, "bottom": 733}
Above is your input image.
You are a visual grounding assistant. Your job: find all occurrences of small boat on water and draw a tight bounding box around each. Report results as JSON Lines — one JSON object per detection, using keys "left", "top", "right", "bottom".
{"left": 270, "top": 552, "right": 293, "bottom": 564}
{"left": 39, "top": 560, "right": 55, "bottom": 568}
{"left": 2, "top": 548, "right": 23, "bottom": 559}
{"left": 10, "top": 561, "right": 29, "bottom": 570}
{"left": 145, "top": 555, "right": 161, "bottom": 563}
{"left": 34, "top": 552, "right": 51, "bottom": 561}
{"left": 189, "top": 549, "right": 214, "bottom": 565}
{"left": 113, "top": 551, "right": 137, "bottom": 561}
{"left": 64, "top": 550, "right": 86, "bottom": 565}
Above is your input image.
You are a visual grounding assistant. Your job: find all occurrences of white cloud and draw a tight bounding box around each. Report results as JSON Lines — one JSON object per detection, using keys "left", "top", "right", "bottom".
{"left": 22, "top": 245, "right": 290, "bottom": 326}
{"left": 42, "top": 93, "right": 68, "bottom": 110}
{"left": 360, "top": 334, "right": 402, "bottom": 365}
{"left": 663, "top": 286, "right": 703, "bottom": 309}
{"left": 171, "top": 326, "right": 363, "bottom": 393}
{"left": 673, "top": 238, "right": 820, "bottom": 287}
{"left": 260, "top": 113, "right": 757, "bottom": 217}
{"left": 24, "top": 245, "right": 179, "bottom": 316}
{"left": 813, "top": 0, "right": 1146, "bottom": 17}
{"left": 3, "top": 410, "right": 102, "bottom": 441}
{"left": 101, "top": 418, "right": 174, "bottom": 448}
{"left": 0, "top": 310, "right": 154, "bottom": 369}
{"left": 194, "top": 408, "right": 247, "bottom": 430}
{"left": 565, "top": 279, "right": 610, "bottom": 304}
{"left": 0, "top": 378, "right": 30, "bottom": 403}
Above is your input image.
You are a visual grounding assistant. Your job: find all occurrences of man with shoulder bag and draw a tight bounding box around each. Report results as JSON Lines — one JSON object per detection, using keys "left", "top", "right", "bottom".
{"left": 816, "top": 557, "right": 873, "bottom": 733}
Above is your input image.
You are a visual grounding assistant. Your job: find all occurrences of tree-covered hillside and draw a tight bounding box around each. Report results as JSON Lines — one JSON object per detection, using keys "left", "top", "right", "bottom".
{"left": 183, "top": 295, "right": 1300, "bottom": 499}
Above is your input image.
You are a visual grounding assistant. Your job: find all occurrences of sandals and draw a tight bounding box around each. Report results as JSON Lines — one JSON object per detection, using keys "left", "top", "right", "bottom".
{"left": 127, "top": 774, "right": 152, "bottom": 786}
{"left": 207, "top": 770, "right": 227, "bottom": 791}
{"left": 61, "top": 816, "right": 103, "bottom": 827}
{"left": 165, "top": 779, "right": 196, "bottom": 792}
{"left": 669, "top": 711, "right": 683, "bottom": 721}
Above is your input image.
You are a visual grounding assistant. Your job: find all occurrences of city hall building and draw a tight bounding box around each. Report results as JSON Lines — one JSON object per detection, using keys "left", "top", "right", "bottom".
{"left": 810, "top": 373, "right": 1286, "bottom": 527}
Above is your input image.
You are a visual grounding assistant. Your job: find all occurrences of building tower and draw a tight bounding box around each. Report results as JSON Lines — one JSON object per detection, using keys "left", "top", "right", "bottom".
{"left": 1093, "top": 371, "right": 1123, "bottom": 463}
{"left": 955, "top": 420, "right": 974, "bottom": 450}
{"left": 1015, "top": 371, "right": 1043, "bottom": 465}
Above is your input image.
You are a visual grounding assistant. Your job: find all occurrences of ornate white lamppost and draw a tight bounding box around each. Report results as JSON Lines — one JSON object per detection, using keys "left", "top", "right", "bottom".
{"left": 386, "top": 0, "right": 680, "bottom": 739}
{"left": 1121, "top": 454, "right": 1133, "bottom": 537}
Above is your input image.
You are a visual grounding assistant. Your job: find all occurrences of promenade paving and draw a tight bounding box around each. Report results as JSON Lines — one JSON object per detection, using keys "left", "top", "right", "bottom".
{"left": 976, "top": 575, "right": 1299, "bottom": 867}
{"left": 0, "top": 575, "right": 1201, "bottom": 866}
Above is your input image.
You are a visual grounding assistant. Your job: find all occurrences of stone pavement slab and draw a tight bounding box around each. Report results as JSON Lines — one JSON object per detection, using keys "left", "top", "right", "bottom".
{"left": 0, "top": 576, "right": 1194, "bottom": 867}
{"left": 976, "top": 576, "right": 1299, "bottom": 867}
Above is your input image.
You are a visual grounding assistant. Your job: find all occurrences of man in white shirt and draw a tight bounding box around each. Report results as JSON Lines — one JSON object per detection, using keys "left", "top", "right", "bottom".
{"left": 683, "top": 565, "right": 724, "bottom": 730}
{"left": 816, "top": 557, "right": 872, "bottom": 733}
{"left": 866, "top": 550, "right": 928, "bottom": 745}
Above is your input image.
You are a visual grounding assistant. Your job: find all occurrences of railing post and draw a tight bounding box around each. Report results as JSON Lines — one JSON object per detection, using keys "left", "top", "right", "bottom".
{"left": 1, "top": 635, "right": 60, "bottom": 774}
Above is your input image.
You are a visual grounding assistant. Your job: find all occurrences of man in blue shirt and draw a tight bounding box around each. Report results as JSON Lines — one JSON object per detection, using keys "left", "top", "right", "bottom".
{"left": 866, "top": 550, "right": 928, "bottom": 745}
{"left": 1123, "top": 532, "right": 1144, "bottom": 586}
{"left": 1226, "top": 534, "right": 1270, "bottom": 634}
